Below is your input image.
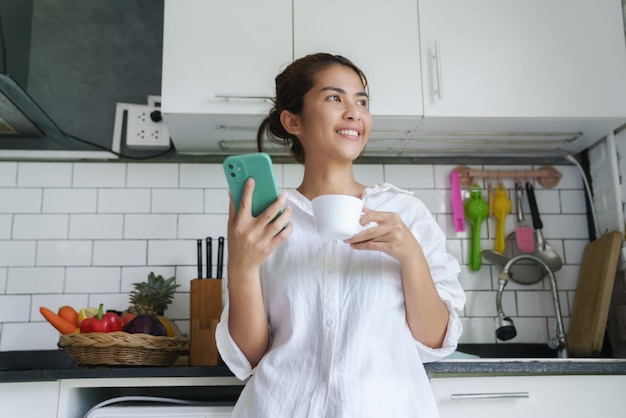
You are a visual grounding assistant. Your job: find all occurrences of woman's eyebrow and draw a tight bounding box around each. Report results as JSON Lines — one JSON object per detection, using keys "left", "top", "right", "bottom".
{"left": 320, "top": 86, "right": 369, "bottom": 98}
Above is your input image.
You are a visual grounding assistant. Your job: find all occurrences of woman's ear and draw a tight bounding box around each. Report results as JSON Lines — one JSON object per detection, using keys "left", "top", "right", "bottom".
{"left": 280, "top": 110, "right": 300, "bottom": 136}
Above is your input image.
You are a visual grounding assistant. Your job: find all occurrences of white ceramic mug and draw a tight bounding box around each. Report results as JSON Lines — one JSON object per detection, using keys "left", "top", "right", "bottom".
{"left": 311, "top": 194, "right": 364, "bottom": 240}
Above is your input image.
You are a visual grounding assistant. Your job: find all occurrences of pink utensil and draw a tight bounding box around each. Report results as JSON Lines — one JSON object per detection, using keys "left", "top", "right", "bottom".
{"left": 451, "top": 170, "right": 465, "bottom": 232}
{"left": 514, "top": 182, "right": 535, "bottom": 253}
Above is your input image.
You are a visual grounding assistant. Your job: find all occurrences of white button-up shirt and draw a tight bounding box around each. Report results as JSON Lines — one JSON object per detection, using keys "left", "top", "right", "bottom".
{"left": 216, "top": 183, "right": 465, "bottom": 417}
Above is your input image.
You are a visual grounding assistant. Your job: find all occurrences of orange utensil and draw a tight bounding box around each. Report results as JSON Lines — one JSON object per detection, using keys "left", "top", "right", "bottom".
{"left": 492, "top": 183, "right": 512, "bottom": 253}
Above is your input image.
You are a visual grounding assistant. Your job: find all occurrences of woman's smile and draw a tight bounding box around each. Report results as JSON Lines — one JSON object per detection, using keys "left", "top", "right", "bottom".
{"left": 336, "top": 128, "right": 361, "bottom": 140}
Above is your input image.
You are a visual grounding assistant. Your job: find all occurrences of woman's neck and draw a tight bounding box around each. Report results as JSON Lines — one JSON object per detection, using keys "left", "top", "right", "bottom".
{"left": 296, "top": 160, "right": 366, "bottom": 200}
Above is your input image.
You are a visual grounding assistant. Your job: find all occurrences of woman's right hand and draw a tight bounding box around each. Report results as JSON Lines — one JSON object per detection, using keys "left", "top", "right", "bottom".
{"left": 227, "top": 178, "right": 292, "bottom": 279}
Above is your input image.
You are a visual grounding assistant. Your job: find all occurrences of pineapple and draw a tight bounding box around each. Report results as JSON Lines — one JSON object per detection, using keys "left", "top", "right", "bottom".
{"left": 126, "top": 272, "right": 179, "bottom": 316}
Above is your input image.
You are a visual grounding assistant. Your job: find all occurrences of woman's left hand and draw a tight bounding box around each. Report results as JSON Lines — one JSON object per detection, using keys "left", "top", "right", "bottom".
{"left": 344, "top": 208, "right": 420, "bottom": 263}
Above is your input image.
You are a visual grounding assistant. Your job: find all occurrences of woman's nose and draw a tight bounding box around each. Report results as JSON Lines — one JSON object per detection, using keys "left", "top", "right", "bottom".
{"left": 344, "top": 103, "right": 362, "bottom": 120}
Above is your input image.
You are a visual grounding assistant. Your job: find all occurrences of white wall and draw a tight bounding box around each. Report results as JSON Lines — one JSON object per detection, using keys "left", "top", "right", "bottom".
{"left": 0, "top": 161, "right": 588, "bottom": 351}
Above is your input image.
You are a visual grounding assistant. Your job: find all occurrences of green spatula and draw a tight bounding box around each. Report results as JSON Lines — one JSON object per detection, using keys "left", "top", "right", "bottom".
{"left": 464, "top": 183, "right": 489, "bottom": 271}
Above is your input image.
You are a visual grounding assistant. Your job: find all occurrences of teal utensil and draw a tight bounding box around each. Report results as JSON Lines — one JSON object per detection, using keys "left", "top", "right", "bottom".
{"left": 464, "top": 183, "right": 489, "bottom": 271}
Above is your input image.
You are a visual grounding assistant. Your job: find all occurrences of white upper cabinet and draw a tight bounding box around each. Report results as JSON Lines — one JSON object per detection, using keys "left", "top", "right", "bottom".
{"left": 162, "top": 0, "right": 291, "bottom": 114}
{"left": 161, "top": 0, "right": 626, "bottom": 155}
{"left": 161, "top": 0, "right": 292, "bottom": 153}
{"left": 418, "top": 0, "right": 626, "bottom": 118}
{"left": 294, "top": 0, "right": 423, "bottom": 122}
{"left": 414, "top": 0, "right": 626, "bottom": 154}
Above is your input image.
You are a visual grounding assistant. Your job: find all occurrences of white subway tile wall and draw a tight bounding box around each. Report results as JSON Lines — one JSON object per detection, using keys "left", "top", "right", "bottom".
{"left": 0, "top": 161, "right": 588, "bottom": 351}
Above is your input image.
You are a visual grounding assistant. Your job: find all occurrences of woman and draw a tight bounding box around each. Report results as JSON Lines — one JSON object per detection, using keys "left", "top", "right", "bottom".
{"left": 216, "top": 53, "right": 465, "bottom": 417}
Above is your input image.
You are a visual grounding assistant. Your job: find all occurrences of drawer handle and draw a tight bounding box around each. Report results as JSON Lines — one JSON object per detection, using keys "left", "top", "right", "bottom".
{"left": 215, "top": 94, "right": 272, "bottom": 101}
{"left": 434, "top": 41, "right": 444, "bottom": 100}
{"left": 451, "top": 392, "right": 530, "bottom": 400}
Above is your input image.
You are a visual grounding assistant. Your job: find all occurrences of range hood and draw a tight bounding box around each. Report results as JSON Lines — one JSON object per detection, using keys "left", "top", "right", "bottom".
{"left": 163, "top": 110, "right": 626, "bottom": 159}
{"left": 0, "top": 73, "right": 116, "bottom": 160}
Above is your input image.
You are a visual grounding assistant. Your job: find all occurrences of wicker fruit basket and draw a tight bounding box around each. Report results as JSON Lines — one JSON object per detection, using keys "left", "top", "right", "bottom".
{"left": 58, "top": 332, "right": 190, "bottom": 367}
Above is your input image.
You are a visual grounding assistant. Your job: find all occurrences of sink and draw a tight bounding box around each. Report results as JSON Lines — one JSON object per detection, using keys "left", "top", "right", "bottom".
{"left": 452, "top": 343, "right": 559, "bottom": 359}
{"left": 446, "top": 351, "right": 480, "bottom": 360}
{"left": 446, "top": 344, "right": 624, "bottom": 362}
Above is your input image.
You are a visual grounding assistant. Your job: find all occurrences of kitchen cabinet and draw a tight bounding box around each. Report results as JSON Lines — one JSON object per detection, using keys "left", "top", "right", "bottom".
{"left": 161, "top": 0, "right": 293, "bottom": 154}
{"left": 412, "top": 0, "right": 626, "bottom": 154}
{"left": 419, "top": 0, "right": 626, "bottom": 118}
{"left": 162, "top": 0, "right": 421, "bottom": 155}
{"left": 431, "top": 374, "right": 626, "bottom": 417}
{"left": 57, "top": 376, "right": 241, "bottom": 418}
{"left": 293, "top": 0, "right": 422, "bottom": 128}
{"left": 161, "top": 0, "right": 626, "bottom": 156}
{"left": 0, "top": 381, "right": 59, "bottom": 418}
{"left": 292, "top": 0, "right": 421, "bottom": 152}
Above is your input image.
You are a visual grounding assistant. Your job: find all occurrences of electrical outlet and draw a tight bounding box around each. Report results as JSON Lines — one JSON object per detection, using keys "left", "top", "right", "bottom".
{"left": 125, "top": 106, "right": 170, "bottom": 149}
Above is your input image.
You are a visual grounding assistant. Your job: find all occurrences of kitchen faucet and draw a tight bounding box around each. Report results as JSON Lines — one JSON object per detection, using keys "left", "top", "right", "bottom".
{"left": 496, "top": 253, "right": 568, "bottom": 358}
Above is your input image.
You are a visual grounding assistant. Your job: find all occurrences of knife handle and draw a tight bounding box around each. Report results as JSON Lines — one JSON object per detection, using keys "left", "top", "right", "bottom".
{"left": 196, "top": 239, "right": 203, "bottom": 279}
{"left": 206, "top": 237, "right": 212, "bottom": 278}
{"left": 525, "top": 182, "right": 543, "bottom": 230}
{"left": 216, "top": 236, "right": 225, "bottom": 279}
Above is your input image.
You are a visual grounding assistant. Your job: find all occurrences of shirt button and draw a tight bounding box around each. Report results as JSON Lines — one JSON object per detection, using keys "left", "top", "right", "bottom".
{"left": 328, "top": 269, "right": 336, "bottom": 276}
{"left": 326, "top": 319, "right": 336, "bottom": 328}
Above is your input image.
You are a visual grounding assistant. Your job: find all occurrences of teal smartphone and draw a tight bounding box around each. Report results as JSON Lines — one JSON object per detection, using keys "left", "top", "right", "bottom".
{"left": 223, "top": 152, "right": 282, "bottom": 218}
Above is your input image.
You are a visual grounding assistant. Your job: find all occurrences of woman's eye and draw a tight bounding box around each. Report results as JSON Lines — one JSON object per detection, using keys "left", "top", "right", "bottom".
{"left": 357, "top": 99, "right": 369, "bottom": 107}
{"left": 327, "top": 95, "right": 340, "bottom": 102}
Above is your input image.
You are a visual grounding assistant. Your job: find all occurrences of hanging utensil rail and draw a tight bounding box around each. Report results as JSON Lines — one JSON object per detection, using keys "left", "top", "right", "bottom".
{"left": 453, "top": 165, "right": 562, "bottom": 189}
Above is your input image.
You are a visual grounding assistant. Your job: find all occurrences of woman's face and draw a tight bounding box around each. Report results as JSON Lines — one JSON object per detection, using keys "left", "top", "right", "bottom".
{"left": 284, "top": 64, "right": 372, "bottom": 164}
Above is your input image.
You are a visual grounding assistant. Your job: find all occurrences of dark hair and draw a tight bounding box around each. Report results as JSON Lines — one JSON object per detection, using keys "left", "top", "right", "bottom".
{"left": 256, "top": 53, "right": 368, "bottom": 163}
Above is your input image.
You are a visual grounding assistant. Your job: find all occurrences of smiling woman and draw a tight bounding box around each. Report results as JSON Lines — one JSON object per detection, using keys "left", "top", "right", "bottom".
{"left": 256, "top": 53, "right": 370, "bottom": 164}
{"left": 280, "top": 64, "right": 373, "bottom": 167}
{"left": 216, "top": 53, "right": 466, "bottom": 418}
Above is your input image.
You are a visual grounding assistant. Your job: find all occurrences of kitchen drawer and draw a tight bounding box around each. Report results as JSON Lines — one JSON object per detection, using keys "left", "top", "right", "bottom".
{"left": 430, "top": 374, "right": 626, "bottom": 418}
{"left": 86, "top": 405, "right": 233, "bottom": 418}
{"left": 0, "top": 381, "right": 59, "bottom": 418}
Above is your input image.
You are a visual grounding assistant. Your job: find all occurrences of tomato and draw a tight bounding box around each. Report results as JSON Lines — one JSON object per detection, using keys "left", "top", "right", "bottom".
{"left": 121, "top": 313, "right": 137, "bottom": 327}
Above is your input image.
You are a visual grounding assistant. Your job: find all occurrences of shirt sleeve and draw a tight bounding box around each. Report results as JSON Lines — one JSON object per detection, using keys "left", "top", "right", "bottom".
{"left": 414, "top": 299, "right": 464, "bottom": 362}
{"left": 215, "top": 298, "right": 254, "bottom": 381}
{"left": 408, "top": 198, "right": 466, "bottom": 363}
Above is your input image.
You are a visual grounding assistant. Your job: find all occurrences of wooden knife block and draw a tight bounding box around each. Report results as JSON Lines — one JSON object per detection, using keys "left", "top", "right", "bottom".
{"left": 189, "top": 279, "right": 223, "bottom": 366}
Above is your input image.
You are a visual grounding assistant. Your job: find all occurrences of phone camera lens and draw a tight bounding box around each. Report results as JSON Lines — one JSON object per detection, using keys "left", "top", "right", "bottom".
{"left": 230, "top": 172, "right": 236, "bottom": 178}
{"left": 228, "top": 164, "right": 234, "bottom": 169}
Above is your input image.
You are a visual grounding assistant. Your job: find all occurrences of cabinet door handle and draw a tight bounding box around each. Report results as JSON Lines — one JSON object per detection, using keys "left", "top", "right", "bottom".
{"left": 215, "top": 94, "right": 273, "bottom": 101}
{"left": 450, "top": 392, "right": 530, "bottom": 400}
{"left": 434, "top": 41, "right": 444, "bottom": 100}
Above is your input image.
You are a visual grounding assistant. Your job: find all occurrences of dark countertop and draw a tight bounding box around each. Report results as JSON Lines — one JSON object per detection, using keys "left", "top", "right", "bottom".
{"left": 427, "top": 358, "right": 626, "bottom": 376}
{"left": 0, "top": 350, "right": 239, "bottom": 383}
{"left": 0, "top": 365, "right": 238, "bottom": 383}
{"left": 2, "top": 345, "right": 626, "bottom": 383}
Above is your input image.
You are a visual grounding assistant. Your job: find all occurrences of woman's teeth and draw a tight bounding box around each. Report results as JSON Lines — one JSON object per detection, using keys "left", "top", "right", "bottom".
{"left": 337, "top": 129, "right": 358, "bottom": 137}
